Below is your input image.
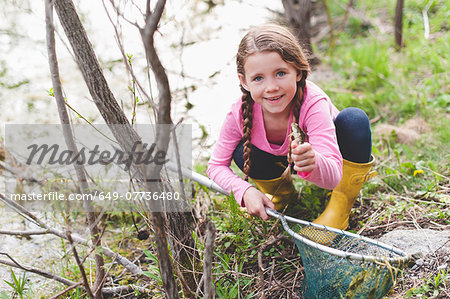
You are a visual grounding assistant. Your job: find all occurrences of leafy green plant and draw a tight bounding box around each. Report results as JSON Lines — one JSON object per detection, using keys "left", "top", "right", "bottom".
{"left": 215, "top": 252, "right": 255, "bottom": 299}
{"left": 142, "top": 249, "right": 163, "bottom": 286}
{"left": 406, "top": 268, "right": 449, "bottom": 298}
{"left": 3, "top": 269, "right": 27, "bottom": 299}
{"left": 68, "top": 287, "right": 84, "bottom": 299}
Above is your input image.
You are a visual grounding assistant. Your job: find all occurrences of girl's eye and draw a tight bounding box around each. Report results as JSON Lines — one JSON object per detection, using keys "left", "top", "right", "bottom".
{"left": 253, "top": 76, "right": 263, "bottom": 82}
{"left": 276, "top": 71, "right": 286, "bottom": 77}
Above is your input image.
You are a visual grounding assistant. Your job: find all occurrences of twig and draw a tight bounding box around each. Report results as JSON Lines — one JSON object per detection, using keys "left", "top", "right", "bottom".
{"left": 421, "top": 166, "right": 450, "bottom": 180}
{"left": 268, "top": 259, "right": 276, "bottom": 291}
{"left": 102, "top": 285, "right": 151, "bottom": 294}
{"left": 170, "top": 123, "right": 188, "bottom": 202}
{"left": 322, "top": 0, "right": 335, "bottom": 51}
{"left": 0, "top": 160, "right": 43, "bottom": 186}
{"left": 429, "top": 221, "right": 450, "bottom": 229}
{"left": 80, "top": 225, "right": 107, "bottom": 266}
{"left": 203, "top": 221, "right": 216, "bottom": 299}
{"left": 102, "top": 0, "right": 158, "bottom": 113}
{"left": 0, "top": 229, "right": 50, "bottom": 236}
{"left": 48, "top": 282, "right": 83, "bottom": 299}
{"left": 394, "top": 0, "right": 405, "bottom": 49}
{"left": 357, "top": 207, "right": 382, "bottom": 234}
{"left": 66, "top": 228, "right": 94, "bottom": 298}
{"left": 291, "top": 266, "right": 300, "bottom": 295}
{"left": 257, "top": 234, "right": 288, "bottom": 297}
{"left": 0, "top": 254, "right": 76, "bottom": 287}
{"left": 338, "top": 0, "right": 354, "bottom": 31}
{"left": 365, "top": 220, "right": 415, "bottom": 231}
{"left": 93, "top": 232, "right": 126, "bottom": 296}
{"left": 258, "top": 245, "right": 266, "bottom": 299}
{"left": 139, "top": 0, "right": 182, "bottom": 297}
{"left": 46, "top": 0, "right": 106, "bottom": 293}
{"left": 0, "top": 193, "right": 143, "bottom": 276}
{"left": 48, "top": 282, "right": 152, "bottom": 297}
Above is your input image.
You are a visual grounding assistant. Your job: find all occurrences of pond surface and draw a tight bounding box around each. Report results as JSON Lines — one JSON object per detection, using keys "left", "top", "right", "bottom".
{"left": 1, "top": 0, "right": 283, "bottom": 159}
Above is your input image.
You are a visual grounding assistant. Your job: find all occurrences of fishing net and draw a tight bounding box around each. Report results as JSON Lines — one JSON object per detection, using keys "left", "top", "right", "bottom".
{"left": 266, "top": 209, "right": 409, "bottom": 299}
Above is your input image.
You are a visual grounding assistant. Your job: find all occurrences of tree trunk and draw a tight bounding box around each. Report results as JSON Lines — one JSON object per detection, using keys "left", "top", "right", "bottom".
{"left": 53, "top": 0, "right": 140, "bottom": 155}
{"left": 47, "top": 1, "right": 104, "bottom": 296}
{"left": 140, "top": 1, "right": 199, "bottom": 296}
{"left": 282, "top": 0, "right": 320, "bottom": 66}
{"left": 53, "top": 1, "right": 180, "bottom": 297}
{"left": 394, "top": 0, "right": 404, "bottom": 50}
{"left": 53, "top": 0, "right": 199, "bottom": 297}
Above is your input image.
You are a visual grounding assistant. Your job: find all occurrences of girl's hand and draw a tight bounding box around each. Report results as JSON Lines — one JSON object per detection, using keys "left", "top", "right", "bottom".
{"left": 291, "top": 139, "right": 316, "bottom": 173}
{"left": 242, "top": 187, "right": 275, "bottom": 220}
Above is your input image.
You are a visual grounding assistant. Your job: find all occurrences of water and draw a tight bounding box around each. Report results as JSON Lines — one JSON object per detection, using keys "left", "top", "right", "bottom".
{"left": 1, "top": 0, "right": 284, "bottom": 159}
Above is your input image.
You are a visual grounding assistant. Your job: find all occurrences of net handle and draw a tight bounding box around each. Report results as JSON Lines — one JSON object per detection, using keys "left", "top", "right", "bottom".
{"left": 266, "top": 208, "right": 409, "bottom": 264}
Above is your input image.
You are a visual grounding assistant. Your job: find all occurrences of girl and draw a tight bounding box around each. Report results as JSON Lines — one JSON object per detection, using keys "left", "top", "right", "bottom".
{"left": 207, "top": 24, "right": 375, "bottom": 229}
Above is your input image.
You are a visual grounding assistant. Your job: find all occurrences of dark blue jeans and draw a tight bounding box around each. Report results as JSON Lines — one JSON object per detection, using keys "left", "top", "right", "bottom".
{"left": 232, "top": 107, "right": 372, "bottom": 180}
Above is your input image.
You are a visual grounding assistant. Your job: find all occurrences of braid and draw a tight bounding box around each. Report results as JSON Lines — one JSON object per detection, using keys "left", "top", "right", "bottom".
{"left": 241, "top": 87, "right": 254, "bottom": 181}
{"left": 293, "top": 70, "right": 308, "bottom": 124}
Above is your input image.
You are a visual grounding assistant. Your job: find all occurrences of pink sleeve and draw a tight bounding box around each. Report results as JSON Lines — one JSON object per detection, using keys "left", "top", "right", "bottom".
{"left": 207, "top": 109, "right": 253, "bottom": 206}
{"left": 297, "top": 98, "right": 343, "bottom": 189}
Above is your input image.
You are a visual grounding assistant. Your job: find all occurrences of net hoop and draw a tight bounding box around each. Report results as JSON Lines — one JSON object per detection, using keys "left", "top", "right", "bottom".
{"left": 266, "top": 208, "right": 410, "bottom": 264}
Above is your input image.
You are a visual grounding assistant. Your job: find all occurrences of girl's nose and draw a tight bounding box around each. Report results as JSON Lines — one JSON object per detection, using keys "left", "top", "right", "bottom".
{"left": 265, "top": 79, "right": 279, "bottom": 93}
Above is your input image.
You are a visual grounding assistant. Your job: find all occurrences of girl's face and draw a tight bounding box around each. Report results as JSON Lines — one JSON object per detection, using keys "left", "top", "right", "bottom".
{"left": 239, "top": 51, "right": 301, "bottom": 118}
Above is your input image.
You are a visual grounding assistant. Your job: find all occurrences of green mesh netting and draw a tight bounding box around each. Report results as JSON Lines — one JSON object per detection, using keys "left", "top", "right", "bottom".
{"left": 294, "top": 226, "right": 405, "bottom": 298}
{"left": 268, "top": 210, "right": 409, "bottom": 299}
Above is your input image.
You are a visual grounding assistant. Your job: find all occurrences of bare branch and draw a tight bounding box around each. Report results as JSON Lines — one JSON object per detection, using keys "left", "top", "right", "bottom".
{"left": 0, "top": 193, "right": 143, "bottom": 276}
{"left": 48, "top": 282, "right": 83, "bottom": 299}
{"left": 93, "top": 232, "right": 126, "bottom": 295}
{"left": 0, "top": 160, "right": 43, "bottom": 186}
{"left": 102, "top": 0, "right": 157, "bottom": 112}
{"left": 395, "top": 0, "right": 405, "bottom": 49}
{"left": 53, "top": 0, "right": 142, "bottom": 161}
{"left": 0, "top": 253, "right": 150, "bottom": 296}
{"left": 66, "top": 228, "right": 95, "bottom": 298}
{"left": 143, "top": 0, "right": 166, "bottom": 37}
{"left": 322, "top": 0, "right": 335, "bottom": 51}
{"left": 0, "top": 229, "right": 49, "bottom": 236}
{"left": 102, "top": 285, "right": 151, "bottom": 295}
{"left": 106, "top": 0, "right": 140, "bottom": 28}
{"left": 46, "top": 1, "right": 105, "bottom": 293}
{"left": 138, "top": 1, "right": 182, "bottom": 297}
{"left": 203, "top": 221, "right": 216, "bottom": 299}
{"left": 0, "top": 253, "right": 76, "bottom": 287}
{"left": 338, "top": 0, "right": 354, "bottom": 31}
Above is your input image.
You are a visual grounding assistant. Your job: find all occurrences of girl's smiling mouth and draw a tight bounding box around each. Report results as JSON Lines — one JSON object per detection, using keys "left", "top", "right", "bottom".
{"left": 264, "top": 95, "right": 284, "bottom": 102}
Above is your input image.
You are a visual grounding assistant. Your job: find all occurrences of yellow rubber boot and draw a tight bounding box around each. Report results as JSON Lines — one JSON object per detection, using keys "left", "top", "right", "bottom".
{"left": 252, "top": 170, "right": 298, "bottom": 211}
{"left": 313, "top": 156, "right": 377, "bottom": 230}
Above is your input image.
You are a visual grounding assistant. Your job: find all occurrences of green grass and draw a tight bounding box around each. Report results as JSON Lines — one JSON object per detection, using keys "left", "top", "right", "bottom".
{"left": 3, "top": 269, "right": 27, "bottom": 299}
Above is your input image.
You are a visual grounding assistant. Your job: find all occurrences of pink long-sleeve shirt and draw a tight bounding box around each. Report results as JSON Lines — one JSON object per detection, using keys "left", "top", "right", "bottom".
{"left": 207, "top": 80, "right": 343, "bottom": 206}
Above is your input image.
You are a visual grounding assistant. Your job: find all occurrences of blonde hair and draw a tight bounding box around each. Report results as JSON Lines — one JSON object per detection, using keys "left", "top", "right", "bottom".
{"left": 236, "top": 24, "right": 310, "bottom": 180}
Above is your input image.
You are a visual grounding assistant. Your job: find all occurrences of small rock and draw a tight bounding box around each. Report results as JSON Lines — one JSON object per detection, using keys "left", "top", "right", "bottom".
{"left": 378, "top": 229, "right": 450, "bottom": 256}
